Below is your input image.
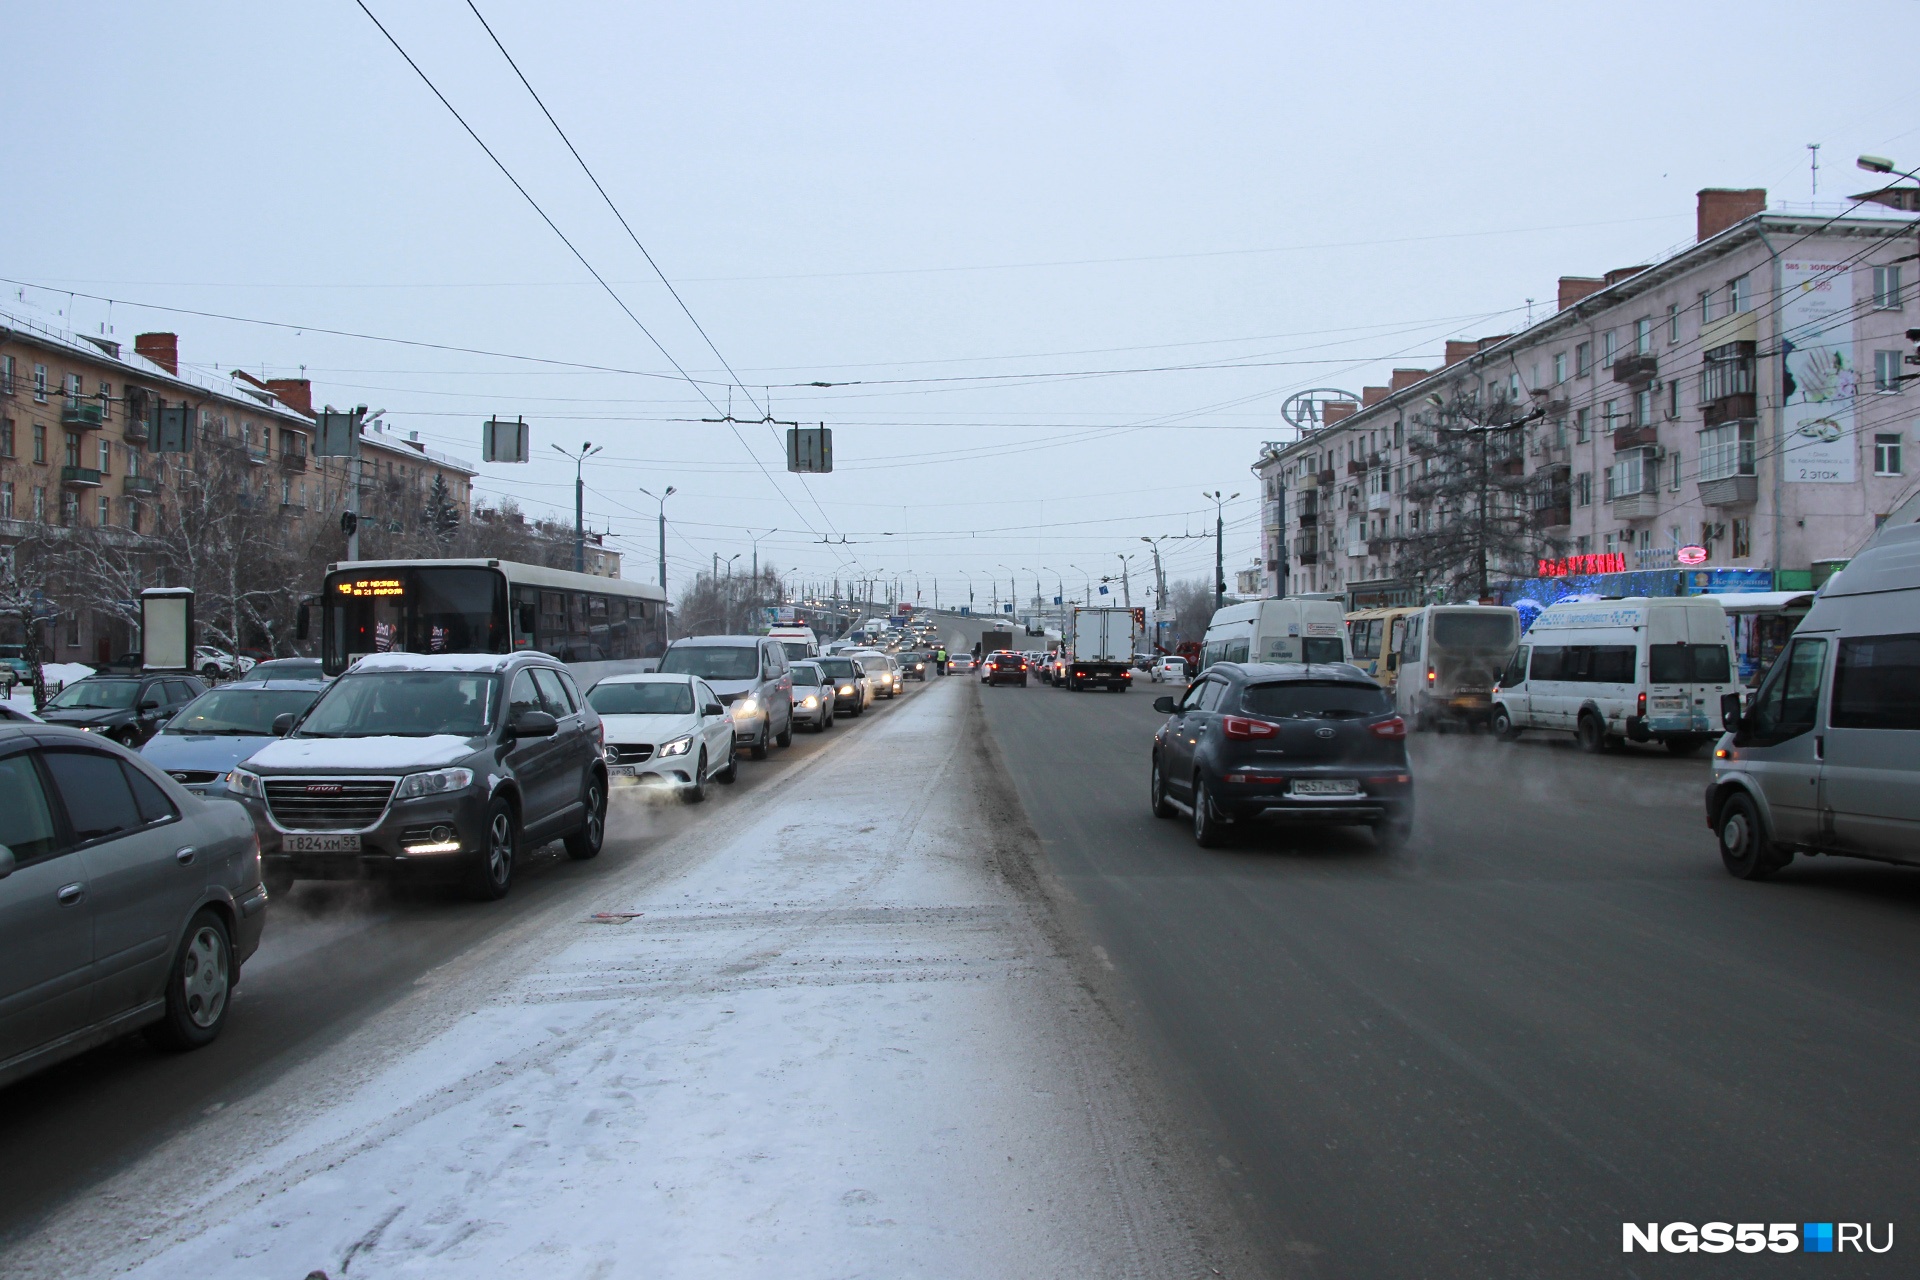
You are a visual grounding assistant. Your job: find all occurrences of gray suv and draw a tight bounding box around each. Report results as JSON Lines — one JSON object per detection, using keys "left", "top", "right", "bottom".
{"left": 0, "top": 724, "right": 267, "bottom": 1089}
{"left": 657, "top": 636, "right": 794, "bottom": 759}
{"left": 229, "top": 652, "right": 607, "bottom": 900}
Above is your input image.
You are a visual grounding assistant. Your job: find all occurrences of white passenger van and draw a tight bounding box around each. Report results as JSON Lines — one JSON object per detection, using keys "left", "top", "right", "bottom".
{"left": 1490, "top": 596, "right": 1734, "bottom": 754}
{"left": 767, "top": 625, "right": 819, "bottom": 661}
{"left": 1198, "top": 598, "right": 1349, "bottom": 673}
{"left": 1708, "top": 522, "right": 1920, "bottom": 878}
{"left": 1392, "top": 604, "right": 1520, "bottom": 730}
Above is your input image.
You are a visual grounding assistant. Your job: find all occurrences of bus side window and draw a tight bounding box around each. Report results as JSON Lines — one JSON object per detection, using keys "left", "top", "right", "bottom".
{"left": 512, "top": 588, "right": 538, "bottom": 649}
{"left": 539, "top": 591, "right": 568, "bottom": 658}
{"left": 1387, "top": 617, "right": 1405, "bottom": 669}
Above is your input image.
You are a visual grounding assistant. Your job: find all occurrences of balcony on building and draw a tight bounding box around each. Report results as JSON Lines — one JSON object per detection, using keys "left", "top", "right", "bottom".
{"left": 1316, "top": 468, "right": 1336, "bottom": 487}
{"left": 60, "top": 465, "right": 103, "bottom": 488}
{"left": 1293, "top": 533, "right": 1320, "bottom": 565}
{"left": 122, "top": 415, "right": 149, "bottom": 444}
{"left": 281, "top": 445, "right": 308, "bottom": 472}
{"left": 1611, "top": 423, "right": 1659, "bottom": 451}
{"left": 122, "top": 474, "right": 157, "bottom": 496}
{"left": 1346, "top": 457, "right": 1369, "bottom": 476}
{"left": 61, "top": 402, "right": 104, "bottom": 430}
{"left": 1367, "top": 489, "right": 1392, "bottom": 511}
{"left": 1611, "top": 353, "right": 1658, "bottom": 386}
{"left": 1698, "top": 418, "right": 1758, "bottom": 506}
{"left": 1366, "top": 537, "right": 1392, "bottom": 557}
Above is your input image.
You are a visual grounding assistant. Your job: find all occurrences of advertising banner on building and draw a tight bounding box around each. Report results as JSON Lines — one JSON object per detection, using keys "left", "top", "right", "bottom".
{"left": 1779, "top": 259, "right": 1857, "bottom": 483}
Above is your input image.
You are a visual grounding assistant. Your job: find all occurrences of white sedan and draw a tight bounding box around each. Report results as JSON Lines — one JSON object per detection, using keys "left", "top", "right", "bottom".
{"left": 586, "top": 673, "right": 737, "bottom": 802}
{"left": 1148, "top": 657, "right": 1189, "bottom": 683}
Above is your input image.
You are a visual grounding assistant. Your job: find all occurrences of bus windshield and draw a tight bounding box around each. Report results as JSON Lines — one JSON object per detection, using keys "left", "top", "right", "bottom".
{"left": 325, "top": 567, "right": 505, "bottom": 673}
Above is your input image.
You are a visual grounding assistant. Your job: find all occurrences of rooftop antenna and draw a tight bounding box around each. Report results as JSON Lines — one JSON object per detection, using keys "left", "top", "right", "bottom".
{"left": 1808, "top": 142, "right": 1821, "bottom": 197}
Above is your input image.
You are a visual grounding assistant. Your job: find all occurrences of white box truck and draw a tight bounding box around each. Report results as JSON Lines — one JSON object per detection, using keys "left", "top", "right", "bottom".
{"left": 1065, "top": 606, "right": 1143, "bottom": 691}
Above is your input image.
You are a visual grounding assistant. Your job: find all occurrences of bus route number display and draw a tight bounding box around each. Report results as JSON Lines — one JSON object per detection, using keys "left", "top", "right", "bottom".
{"left": 339, "top": 578, "right": 405, "bottom": 598}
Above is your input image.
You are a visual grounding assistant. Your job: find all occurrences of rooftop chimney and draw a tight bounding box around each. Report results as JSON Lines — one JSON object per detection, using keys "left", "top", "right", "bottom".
{"left": 1361, "top": 385, "right": 1388, "bottom": 407}
{"left": 1696, "top": 188, "right": 1766, "bottom": 242}
{"left": 1322, "top": 401, "right": 1359, "bottom": 426}
{"left": 265, "top": 378, "right": 313, "bottom": 417}
{"left": 135, "top": 332, "right": 178, "bottom": 375}
{"left": 1557, "top": 277, "right": 1604, "bottom": 311}
{"left": 1603, "top": 265, "right": 1650, "bottom": 287}
{"left": 1444, "top": 340, "right": 1478, "bottom": 367}
{"left": 1389, "top": 368, "right": 1429, "bottom": 393}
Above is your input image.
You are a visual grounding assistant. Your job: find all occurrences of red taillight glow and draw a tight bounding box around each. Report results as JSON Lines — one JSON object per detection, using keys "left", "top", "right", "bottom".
{"left": 1637, "top": 690, "right": 1647, "bottom": 717}
{"left": 1222, "top": 715, "right": 1280, "bottom": 739}
{"left": 1368, "top": 716, "right": 1408, "bottom": 739}
{"left": 1426, "top": 667, "right": 1436, "bottom": 684}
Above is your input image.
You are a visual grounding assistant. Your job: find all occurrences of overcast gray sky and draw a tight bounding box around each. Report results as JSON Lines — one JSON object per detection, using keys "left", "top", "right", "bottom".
{"left": 5, "top": 1, "right": 1915, "bottom": 605}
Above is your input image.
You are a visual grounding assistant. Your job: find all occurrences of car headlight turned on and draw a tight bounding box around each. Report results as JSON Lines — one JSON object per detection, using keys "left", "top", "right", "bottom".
{"left": 396, "top": 766, "right": 474, "bottom": 800}
{"left": 227, "top": 767, "right": 266, "bottom": 798}
{"left": 733, "top": 697, "right": 759, "bottom": 717}
{"left": 659, "top": 734, "right": 693, "bottom": 757}
{"left": 802, "top": 694, "right": 819, "bottom": 708}
{"left": 839, "top": 684, "right": 855, "bottom": 695}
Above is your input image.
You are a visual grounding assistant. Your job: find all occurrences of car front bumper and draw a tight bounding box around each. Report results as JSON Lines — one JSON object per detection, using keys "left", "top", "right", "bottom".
{"left": 246, "top": 786, "right": 492, "bottom": 881}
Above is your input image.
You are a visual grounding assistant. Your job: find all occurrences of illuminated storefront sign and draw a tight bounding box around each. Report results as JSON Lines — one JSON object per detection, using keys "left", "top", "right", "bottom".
{"left": 1676, "top": 544, "right": 1708, "bottom": 565}
{"left": 338, "top": 578, "right": 406, "bottom": 598}
{"left": 1536, "top": 553, "right": 1626, "bottom": 577}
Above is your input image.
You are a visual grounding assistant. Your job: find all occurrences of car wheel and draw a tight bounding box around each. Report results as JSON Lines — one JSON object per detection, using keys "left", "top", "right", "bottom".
{"left": 564, "top": 773, "right": 606, "bottom": 860}
{"left": 686, "top": 750, "right": 708, "bottom": 803}
{"left": 1491, "top": 706, "right": 1520, "bottom": 742}
{"left": 468, "top": 799, "right": 517, "bottom": 901}
{"left": 1191, "top": 775, "right": 1230, "bottom": 847}
{"left": 1373, "top": 817, "right": 1413, "bottom": 850}
{"left": 1718, "top": 792, "right": 1785, "bottom": 880}
{"left": 114, "top": 726, "right": 141, "bottom": 747}
{"left": 201, "top": 663, "right": 221, "bottom": 681}
{"left": 1576, "top": 712, "right": 1608, "bottom": 753}
{"left": 1150, "top": 754, "right": 1175, "bottom": 819}
{"left": 144, "top": 910, "right": 233, "bottom": 1051}
{"left": 1666, "top": 735, "right": 1706, "bottom": 757}
{"left": 776, "top": 716, "right": 793, "bottom": 749}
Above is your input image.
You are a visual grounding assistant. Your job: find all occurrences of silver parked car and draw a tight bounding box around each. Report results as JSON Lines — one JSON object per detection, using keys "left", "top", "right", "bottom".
{"left": 1710, "top": 522, "right": 1920, "bottom": 878}
{"left": 0, "top": 724, "right": 267, "bottom": 1088}
{"left": 657, "top": 636, "right": 795, "bottom": 759}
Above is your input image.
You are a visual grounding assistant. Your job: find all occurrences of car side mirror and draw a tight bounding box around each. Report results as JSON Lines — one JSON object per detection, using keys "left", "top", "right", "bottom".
{"left": 705, "top": 702, "right": 724, "bottom": 717}
{"left": 0, "top": 845, "right": 14, "bottom": 880}
{"left": 1153, "top": 696, "right": 1178, "bottom": 714}
{"left": 1720, "top": 693, "right": 1743, "bottom": 735}
{"left": 510, "top": 709, "right": 560, "bottom": 739}
{"left": 271, "top": 711, "right": 297, "bottom": 737}
{"left": 139, "top": 698, "right": 161, "bottom": 713}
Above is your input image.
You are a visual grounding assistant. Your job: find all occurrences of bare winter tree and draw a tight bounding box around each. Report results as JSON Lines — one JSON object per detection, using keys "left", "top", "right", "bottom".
{"left": 0, "top": 528, "right": 63, "bottom": 708}
{"left": 1394, "top": 385, "right": 1564, "bottom": 601}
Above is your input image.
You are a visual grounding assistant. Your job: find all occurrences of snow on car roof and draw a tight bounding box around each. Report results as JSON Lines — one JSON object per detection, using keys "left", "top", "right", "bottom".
{"left": 348, "top": 652, "right": 533, "bottom": 673}
{"left": 595, "top": 671, "right": 696, "bottom": 684}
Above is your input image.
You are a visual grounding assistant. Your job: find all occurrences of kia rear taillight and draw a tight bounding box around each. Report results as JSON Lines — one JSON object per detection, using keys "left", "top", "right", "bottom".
{"left": 1368, "top": 716, "right": 1408, "bottom": 739}
{"left": 1222, "top": 715, "right": 1279, "bottom": 740}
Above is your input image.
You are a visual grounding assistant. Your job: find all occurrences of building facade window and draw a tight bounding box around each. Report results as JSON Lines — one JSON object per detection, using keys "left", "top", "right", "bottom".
{"left": 1700, "top": 289, "right": 1715, "bottom": 323}
{"left": 1634, "top": 389, "right": 1653, "bottom": 426}
{"left": 1603, "top": 331, "right": 1618, "bottom": 365}
{"left": 1575, "top": 342, "right": 1592, "bottom": 376}
{"left": 1730, "top": 274, "right": 1751, "bottom": 313}
{"left": 1575, "top": 407, "right": 1590, "bottom": 442}
{"left": 1872, "top": 265, "right": 1904, "bottom": 309}
{"left": 58, "top": 491, "right": 76, "bottom": 527}
{"left": 0, "top": 483, "right": 10, "bottom": 520}
{"left": 1699, "top": 422, "right": 1758, "bottom": 480}
{"left": 1667, "top": 378, "right": 1681, "bottom": 418}
{"left": 1635, "top": 318, "right": 1652, "bottom": 354}
{"left": 32, "top": 423, "right": 46, "bottom": 464}
{"left": 0, "top": 417, "right": 12, "bottom": 458}
{"left": 98, "top": 381, "right": 111, "bottom": 421}
{"left": 97, "top": 496, "right": 110, "bottom": 527}
{"left": 97, "top": 439, "right": 111, "bottom": 474}
{"left": 32, "top": 486, "right": 45, "bottom": 522}
{"left": 0, "top": 355, "right": 13, "bottom": 395}
{"left": 1874, "top": 349, "right": 1906, "bottom": 393}
{"left": 1875, "top": 433, "right": 1905, "bottom": 476}
{"left": 63, "top": 373, "right": 81, "bottom": 407}
{"left": 1553, "top": 352, "right": 1567, "bottom": 383}
{"left": 63, "top": 431, "right": 81, "bottom": 468}
{"left": 1575, "top": 534, "right": 1591, "bottom": 555}
{"left": 1601, "top": 399, "right": 1619, "bottom": 433}
{"left": 32, "top": 364, "right": 49, "bottom": 402}
{"left": 1667, "top": 303, "right": 1680, "bottom": 343}
{"left": 1732, "top": 518, "right": 1751, "bottom": 559}
{"left": 1575, "top": 471, "right": 1592, "bottom": 505}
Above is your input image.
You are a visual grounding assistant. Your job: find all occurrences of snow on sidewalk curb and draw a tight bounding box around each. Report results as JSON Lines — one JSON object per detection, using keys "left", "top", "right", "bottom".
{"left": 9, "top": 678, "right": 1223, "bottom": 1279}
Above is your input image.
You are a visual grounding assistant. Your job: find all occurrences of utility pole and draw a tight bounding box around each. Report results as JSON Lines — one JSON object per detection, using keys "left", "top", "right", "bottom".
{"left": 1117, "top": 553, "right": 1133, "bottom": 607}
{"left": 553, "top": 442, "right": 601, "bottom": 573}
{"left": 641, "top": 485, "right": 674, "bottom": 593}
{"left": 1204, "top": 490, "right": 1239, "bottom": 612}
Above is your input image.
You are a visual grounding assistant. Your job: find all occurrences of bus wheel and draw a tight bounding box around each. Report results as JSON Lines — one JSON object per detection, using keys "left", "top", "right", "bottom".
{"left": 1718, "top": 792, "right": 1787, "bottom": 880}
{"left": 1491, "top": 706, "right": 1520, "bottom": 742}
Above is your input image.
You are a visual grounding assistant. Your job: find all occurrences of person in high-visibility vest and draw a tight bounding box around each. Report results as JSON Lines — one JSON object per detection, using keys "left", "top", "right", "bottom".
{"left": 934, "top": 647, "right": 948, "bottom": 675}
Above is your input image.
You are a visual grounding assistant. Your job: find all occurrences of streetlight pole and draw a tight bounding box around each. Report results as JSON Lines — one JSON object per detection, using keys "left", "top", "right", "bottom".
{"left": 554, "top": 442, "right": 603, "bottom": 573}
{"left": 1203, "top": 490, "right": 1239, "bottom": 612}
{"left": 639, "top": 485, "right": 674, "bottom": 593}
{"left": 1116, "top": 553, "right": 1135, "bottom": 607}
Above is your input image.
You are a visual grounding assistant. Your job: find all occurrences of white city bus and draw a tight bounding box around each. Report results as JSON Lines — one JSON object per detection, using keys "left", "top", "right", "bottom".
{"left": 317, "top": 558, "right": 668, "bottom": 684}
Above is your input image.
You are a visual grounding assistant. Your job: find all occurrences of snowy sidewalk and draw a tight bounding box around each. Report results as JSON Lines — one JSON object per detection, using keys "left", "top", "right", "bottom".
{"left": 10, "top": 678, "right": 1233, "bottom": 1279}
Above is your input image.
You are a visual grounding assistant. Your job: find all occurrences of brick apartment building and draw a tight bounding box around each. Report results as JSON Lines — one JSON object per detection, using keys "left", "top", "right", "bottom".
{"left": 1, "top": 304, "right": 480, "bottom": 661}
{"left": 1256, "top": 187, "right": 1919, "bottom": 605}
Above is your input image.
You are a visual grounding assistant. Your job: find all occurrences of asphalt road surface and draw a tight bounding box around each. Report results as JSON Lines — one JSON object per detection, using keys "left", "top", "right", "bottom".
{"left": 0, "top": 676, "right": 933, "bottom": 1250}
{"left": 979, "top": 675, "right": 1920, "bottom": 1278}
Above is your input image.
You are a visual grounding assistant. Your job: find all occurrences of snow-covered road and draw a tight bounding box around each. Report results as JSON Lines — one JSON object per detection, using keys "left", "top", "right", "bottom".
{"left": 9, "top": 677, "right": 1241, "bottom": 1279}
